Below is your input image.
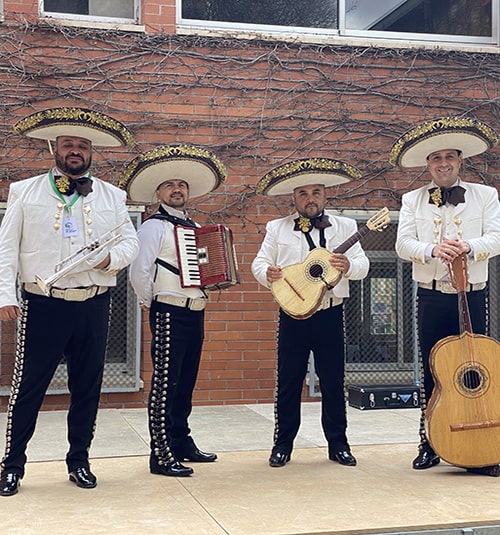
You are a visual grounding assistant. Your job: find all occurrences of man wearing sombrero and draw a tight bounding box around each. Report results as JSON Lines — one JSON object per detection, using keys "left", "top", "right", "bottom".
{"left": 251, "top": 158, "right": 369, "bottom": 468}
{"left": 392, "top": 116, "right": 500, "bottom": 477}
{"left": 0, "top": 107, "right": 139, "bottom": 496}
{"left": 124, "top": 144, "right": 225, "bottom": 477}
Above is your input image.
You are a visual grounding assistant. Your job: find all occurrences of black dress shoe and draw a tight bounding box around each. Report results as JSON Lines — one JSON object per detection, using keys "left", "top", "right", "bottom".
{"left": 269, "top": 452, "right": 291, "bottom": 467}
{"left": 0, "top": 472, "right": 21, "bottom": 497}
{"left": 150, "top": 460, "right": 193, "bottom": 477}
{"left": 466, "top": 464, "right": 500, "bottom": 477}
{"left": 68, "top": 467, "right": 97, "bottom": 489}
{"left": 412, "top": 448, "right": 440, "bottom": 470}
{"left": 178, "top": 449, "right": 217, "bottom": 463}
{"left": 330, "top": 450, "right": 357, "bottom": 466}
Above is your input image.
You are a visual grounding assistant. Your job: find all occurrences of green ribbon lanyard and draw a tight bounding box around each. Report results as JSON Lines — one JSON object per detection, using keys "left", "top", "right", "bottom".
{"left": 49, "top": 169, "right": 92, "bottom": 213}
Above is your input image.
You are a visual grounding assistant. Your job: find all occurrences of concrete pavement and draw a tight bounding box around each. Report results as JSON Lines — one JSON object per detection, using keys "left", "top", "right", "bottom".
{"left": 0, "top": 403, "right": 499, "bottom": 535}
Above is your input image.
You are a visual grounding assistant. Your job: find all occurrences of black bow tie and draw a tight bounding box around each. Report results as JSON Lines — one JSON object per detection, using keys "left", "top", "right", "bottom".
{"left": 54, "top": 175, "right": 93, "bottom": 197}
{"left": 428, "top": 185, "right": 465, "bottom": 207}
{"left": 293, "top": 213, "right": 331, "bottom": 233}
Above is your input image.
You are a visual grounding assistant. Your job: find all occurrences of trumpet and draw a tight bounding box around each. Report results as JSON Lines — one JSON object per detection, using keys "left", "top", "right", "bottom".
{"left": 35, "top": 220, "right": 127, "bottom": 296}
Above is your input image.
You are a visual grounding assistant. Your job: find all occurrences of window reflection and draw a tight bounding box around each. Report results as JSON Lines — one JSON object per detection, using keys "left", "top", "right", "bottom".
{"left": 44, "top": 0, "right": 135, "bottom": 19}
{"left": 370, "top": 277, "right": 396, "bottom": 335}
{"left": 182, "top": 0, "right": 338, "bottom": 28}
{"left": 345, "top": 0, "right": 492, "bottom": 37}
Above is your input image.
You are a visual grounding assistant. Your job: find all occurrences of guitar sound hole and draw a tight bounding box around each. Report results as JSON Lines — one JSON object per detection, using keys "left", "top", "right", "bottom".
{"left": 455, "top": 364, "right": 489, "bottom": 398}
{"left": 309, "top": 264, "right": 324, "bottom": 280}
{"left": 462, "top": 369, "right": 481, "bottom": 391}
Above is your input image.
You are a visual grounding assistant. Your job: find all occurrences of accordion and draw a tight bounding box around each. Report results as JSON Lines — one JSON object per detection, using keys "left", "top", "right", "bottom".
{"left": 174, "top": 224, "right": 239, "bottom": 290}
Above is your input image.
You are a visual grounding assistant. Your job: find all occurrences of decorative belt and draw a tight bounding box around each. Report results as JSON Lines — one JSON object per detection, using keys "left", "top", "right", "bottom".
{"left": 24, "top": 282, "right": 108, "bottom": 302}
{"left": 317, "top": 296, "right": 342, "bottom": 311}
{"left": 153, "top": 294, "right": 207, "bottom": 311}
{"left": 418, "top": 280, "right": 486, "bottom": 294}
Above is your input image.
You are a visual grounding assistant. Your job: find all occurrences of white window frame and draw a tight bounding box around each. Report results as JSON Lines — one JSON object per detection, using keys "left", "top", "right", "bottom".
{"left": 39, "top": 0, "right": 141, "bottom": 25}
{"left": 177, "top": 0, "right": 500, "bottom": 49}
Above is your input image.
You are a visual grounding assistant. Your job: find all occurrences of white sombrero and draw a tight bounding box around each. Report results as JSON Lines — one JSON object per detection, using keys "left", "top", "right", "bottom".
{"left": 120, "top": 144, "right": 227, "bottom": 202}
{"left": 256, "top": 157, "right": 362, "bottom": 196}
{"left": 13, "top": 107, "right": 134, "bottom": 147}
{"left": 389, "top": 116, "right": 498, "bottom": 168}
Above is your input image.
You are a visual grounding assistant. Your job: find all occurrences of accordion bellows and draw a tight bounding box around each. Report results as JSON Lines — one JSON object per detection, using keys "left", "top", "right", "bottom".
{"left": 175, "top": 225, "right": 239, "bottom": 291}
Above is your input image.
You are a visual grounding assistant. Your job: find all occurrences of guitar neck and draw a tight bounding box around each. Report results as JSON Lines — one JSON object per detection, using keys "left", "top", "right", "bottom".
{"left": 451, "top": 253, "right": 474, "bottom": 334}
{"left": 458, "top": 290, "right": 473, "bottom": 333}
{"left": 333, "top": 224, "right": 369, "bottom": 254}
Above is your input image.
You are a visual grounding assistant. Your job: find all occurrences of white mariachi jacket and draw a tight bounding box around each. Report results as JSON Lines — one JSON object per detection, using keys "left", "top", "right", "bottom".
{"left": 251, "top": 210, "right": 370, "bottom": 301}
{"left": 396, "top": 180, "right": 500, "bottom": 284}
{"left": 0, "top": 171, "right": 139, "bottom": 307}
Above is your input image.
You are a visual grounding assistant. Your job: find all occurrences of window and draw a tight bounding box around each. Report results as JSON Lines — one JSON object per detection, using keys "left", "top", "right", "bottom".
{"left": 181, "top": 0, "right": 338, "bottom": 32}
{"left": 343, "top": 220, "right": 418, "bottom": 384}
{"left": 41, "top": 0, "right": 138, "bottom": 23}
{"left": 180, "top": 0, "right": 497, "bottom": 46}
{"left": 343, "top": 0, "right": 493, "bottom": 42}
{"left": 181, "top": 0, "right": 338, "bottom": 30}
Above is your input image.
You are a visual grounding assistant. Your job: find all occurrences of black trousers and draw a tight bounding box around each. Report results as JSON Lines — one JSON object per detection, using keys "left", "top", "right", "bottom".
{"left": 1, "top": 291, "right": 110, "bottom": 477}
{"left": 148, "top": 301, "right": 204, "bottom": 464}
{"left": 272, "top": 304, "right": 348, "bottom": 455}
{"left": 416, "top": 287, "right": 486, "bottom": 444}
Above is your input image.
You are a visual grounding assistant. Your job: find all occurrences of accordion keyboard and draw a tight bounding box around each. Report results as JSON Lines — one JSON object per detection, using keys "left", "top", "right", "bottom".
{"left": 175, "top": 227, "right": 202, "bottom": 287}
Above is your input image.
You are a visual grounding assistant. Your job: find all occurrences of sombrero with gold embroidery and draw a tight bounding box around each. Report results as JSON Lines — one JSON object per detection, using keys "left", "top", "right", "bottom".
{"left": 389, "top": 116, "right": 498, "bottom": 168}
{"left": 120, "top": 144, "right": 227, "bottom": 202}
{"left": 13, "top": 107, "right": 134, "bottom": 147}
{"left": 256, "top": 157, "right": 361, "bottom": 196}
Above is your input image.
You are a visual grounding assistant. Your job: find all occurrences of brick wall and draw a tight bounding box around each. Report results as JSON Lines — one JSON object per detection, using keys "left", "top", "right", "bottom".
{"left": 0, "top": 1, "right": 499, "bottom": 410}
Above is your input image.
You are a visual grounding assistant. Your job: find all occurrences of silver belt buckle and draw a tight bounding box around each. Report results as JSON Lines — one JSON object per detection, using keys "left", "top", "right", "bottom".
{"left": 62, "top": 288, "right": 88, "bottom": 301}
{"left": 435, "top": 281, "right": 456, "bottom": 294}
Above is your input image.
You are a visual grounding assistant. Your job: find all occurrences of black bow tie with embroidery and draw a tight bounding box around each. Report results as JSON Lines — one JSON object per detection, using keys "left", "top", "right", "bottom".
{"left": 54, "top": 175, "right": 93, "bottom": 197}
{"left": 428, "top": 185, "right": 465, "bottom": 207}
{"left": 293, "top": 213, "right": 331, "bottom": 233}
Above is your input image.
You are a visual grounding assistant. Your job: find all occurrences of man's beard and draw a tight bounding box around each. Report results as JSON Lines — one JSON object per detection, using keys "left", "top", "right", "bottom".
{"left": 299, "top": 205, "right": 322, "bottom": 218}
{"left": 55, "top": 153, "right": 92, "bottom": 177}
